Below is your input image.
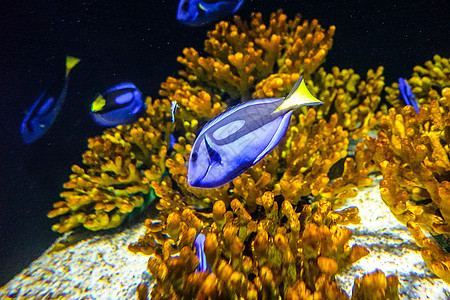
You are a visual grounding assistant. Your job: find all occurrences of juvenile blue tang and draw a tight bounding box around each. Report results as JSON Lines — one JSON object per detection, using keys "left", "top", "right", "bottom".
{"left": 20, "top": 56, "right": 80, "bottom": 144}
{"left": 194, "top": 233, "right": 211, "bottom": 272}
{"left": 171, "top": 101, "right": 178, "bottom": 122}
{"left": 187, "top": 76, "right": 323, "bottom": 188}
{"left": 177, "top": 0, "right": 244, "bottom": 27}
{"left": 398, "top": 77, "right": 419, "bottom": 114}
{"left": 90, "top": 83, "right": 146, "bottom": 127}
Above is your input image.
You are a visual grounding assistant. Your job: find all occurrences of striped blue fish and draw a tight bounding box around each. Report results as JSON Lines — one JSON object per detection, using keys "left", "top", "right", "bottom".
{"left": 177, "top": 0, "right": 244, "bottom": 27}
{"left": 90, "top": 83, "right": 146, "bottom": 127}
{"left": 187, "top": 76, "right": 322, "bottom": 188}
{"left": 20, "top": 56, "right": 80, "bottom": 144}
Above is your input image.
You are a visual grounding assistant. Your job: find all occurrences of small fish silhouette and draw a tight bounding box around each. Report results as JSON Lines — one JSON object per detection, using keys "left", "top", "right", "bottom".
{"left": 21, "top": 56, "right": 80, "bottom": 144}
{"left": 398, "top": 77, "right": 419, "bottom": 114}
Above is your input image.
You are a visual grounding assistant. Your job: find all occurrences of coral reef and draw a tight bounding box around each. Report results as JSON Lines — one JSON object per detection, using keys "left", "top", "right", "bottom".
{"left": 365, "top": 88, "right": 450, "bottom": 236}
{"left": 47, "top": 98, "right": 174, "bottom": 232}
{"left": 308, "top": 66, "right": 385, "bottom": 140}
{"left": 385, "top": 55, "right": 450, "bottom": 111}
{"left": 178, "top": 9, "right": 335, "bottom": 100}
{"left": 351, "top": 270, "right": 399, "bottom": 300}
{"left": 49, "top": 10, "right": 361, "bottom": 234}
{"left": 364, "top": 76, "right": 450, "bottom": 282}
{"left": 48, "top": 8, "right": 406, "bottom": 296}
{"left": 129, "top": 197, "right": 370, "bottom": 299}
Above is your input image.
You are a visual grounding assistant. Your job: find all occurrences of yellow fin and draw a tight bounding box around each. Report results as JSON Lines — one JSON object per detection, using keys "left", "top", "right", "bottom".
{"left": 275, "top": 76, "right": 322, "bottom": 113}
{"left": 65, "top": 56, "right": 81, "bottom": 77}
{"left": 91, "top": 95, "right": 106, "bottom": 112}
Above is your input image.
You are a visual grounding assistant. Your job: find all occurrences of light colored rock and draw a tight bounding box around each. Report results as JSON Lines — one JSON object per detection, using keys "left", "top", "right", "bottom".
{"left": 337, "top": 176, "right": 450, "bottom": 299}
{"left": 0, "top": 224, "right": 150, "bottom": 299}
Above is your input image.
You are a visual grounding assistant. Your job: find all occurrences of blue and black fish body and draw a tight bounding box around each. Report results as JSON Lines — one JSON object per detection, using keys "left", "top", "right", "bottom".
{"left": 177, "top": 0, "right": 244, "bottom": 27}
{"left": 398, "top": 77, "right": 419, "bottom": 114}
{"left": 20, "top": 56, "right": 80, "bottom": 144}
{"left": 90, "top": 83, "right": 146, "bottom": 127}
{"left": 187, "top": 76, "right": 323, "bottom": 188}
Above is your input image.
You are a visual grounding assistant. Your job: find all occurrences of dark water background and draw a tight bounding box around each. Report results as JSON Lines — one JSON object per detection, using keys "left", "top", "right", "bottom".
{"left": 0, "top": 0, "right": 449, "bottom": 286}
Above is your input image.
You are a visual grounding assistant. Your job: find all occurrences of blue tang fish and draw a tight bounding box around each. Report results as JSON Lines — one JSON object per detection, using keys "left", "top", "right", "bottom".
{"left": 187, "top": 76, "right": 322, "bottom": 188}
{"left": 194, "top": 233, "right": 211, "bottom": 272}
{"left": 177, "top": 0, "right": 244, "bottom": 27}
{"left": 398, "top": 77, "right": 419, "bottom": 114}
{"left": 20, "top": 56, "right": 80, "bottom": 144}
{"left": 171, "top": 101, "right": 178, "bottom": 122}
{"left": 90, "top": 83, "right": 146, "bottom": 127}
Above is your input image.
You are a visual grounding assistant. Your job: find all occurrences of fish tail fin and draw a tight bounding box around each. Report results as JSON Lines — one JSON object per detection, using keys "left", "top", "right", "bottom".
{"left": 65, "top": 56, "right": 81, "bottom": 77}
{"left": 275, "top": 76, "right": 322, "bottom": 112}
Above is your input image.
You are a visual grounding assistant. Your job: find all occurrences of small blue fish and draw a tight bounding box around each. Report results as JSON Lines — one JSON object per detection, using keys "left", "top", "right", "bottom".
{"left": 177, "top": 0, "right": 244, "bottom": 27}
{"left": 21, "top": 56, "right": 80, "bottom": 144}
{"left": 171, "top": 101, "right": 178, "bottom": 122}
{"left": 90, "top": 83, "right": 146, "bottom": 127}
{"left": 194, "top": 233, "right": 211, "bottom": 272}
{"left": 187, "top": 76, "right": 322, "bottom": 188}
{"left": 398, "top": 77, "right": 419, "bottom": 114}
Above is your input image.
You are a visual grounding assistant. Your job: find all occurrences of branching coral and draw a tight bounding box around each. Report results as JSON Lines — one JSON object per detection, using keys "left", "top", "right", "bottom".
{"left": 365, "top": 88, "right": 450, "bottom": 236}
{"left": 408, "top": 221, "right": 450, "bottom": 284}
{"left": 48, "top": 101, "right": 170, "bottom": 232}
{"left": 364, "top": 83, "right": 450, "bottom": 282}
{"left": 308, "top": 66, "right": 385, "bottom": 140}
{"left": 45, "top": 7, "right": 408, "bottom": 297}
{"left": 178, "top": 9, "right": 335, "bottom": 100}
{"left": 385, "top": 55, "right": 450, "bottom": 111}
{"left": 351, "top": 269, "right": 399, "bottom": 300}
{"left": 129, "top": 196, "right": 370, "bottom": 299}
{"left": 254, "top": 65, "right": 386, "bottom": 141}
{"left": 50, "top": 10, "right": 365, "bottom": 235}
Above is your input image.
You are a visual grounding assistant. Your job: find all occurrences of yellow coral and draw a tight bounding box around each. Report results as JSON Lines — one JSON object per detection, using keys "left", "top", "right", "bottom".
{"left": 129, "top": 196, "right": 369, "bottom": 299}
{"left": 351, "top": 269, "right": 399, "bottom": 300}
{"left": 48, "top": 99, "right": 171, "bottom": 233}
{"left": 178, "top": 10, "right": 335, "bottom": 100}
{"left": 365, "top": 92, "right": 450, "bottom": 236}
{"left": 386, "top": 55, "right": 450, "bottom": 114}
{"left": 363, "top": 80, "right": 450, "bottom": 283}
{"left": 308, "top": 66, "right": 385, "bottom": 140}
{"left": 408, "top": 221, "right": 450, "bottom": 284}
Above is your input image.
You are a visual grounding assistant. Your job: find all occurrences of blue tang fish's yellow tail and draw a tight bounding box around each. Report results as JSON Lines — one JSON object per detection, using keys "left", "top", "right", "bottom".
{"left": 275, "top": 77, "right": 322, "bottom": 113}
{"left": 65, "top": 56, "right": 81, "bottom": 77}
